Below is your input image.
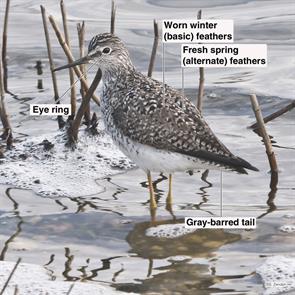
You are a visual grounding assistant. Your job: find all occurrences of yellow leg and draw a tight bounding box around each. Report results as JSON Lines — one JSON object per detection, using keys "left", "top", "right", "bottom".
{"left": 165, "top": 174, "right": 176, "bottom": 220}
{"left": 166, "top": 174, "right": 173, "bottom": 205}
{"left": 147, "top": 171, "right": 157, "bottom": 209}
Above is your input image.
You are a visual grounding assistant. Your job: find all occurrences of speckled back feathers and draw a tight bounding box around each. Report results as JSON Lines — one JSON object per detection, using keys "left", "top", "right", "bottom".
{"left": 96, "top": 34, "right": 258, "bottom": 173}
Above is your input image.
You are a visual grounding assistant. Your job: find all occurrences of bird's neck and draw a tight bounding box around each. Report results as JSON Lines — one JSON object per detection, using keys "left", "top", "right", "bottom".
{"left": 101, "top": 62, "right": 137, "bottom": 109}
{"left": 101, "top": 60, "right": 135, "bottom": 85}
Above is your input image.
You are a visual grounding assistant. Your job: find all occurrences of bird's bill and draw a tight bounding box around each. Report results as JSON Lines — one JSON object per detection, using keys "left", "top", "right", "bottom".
{"left": 53, "top": 55, "right": 90, "bottom": 72}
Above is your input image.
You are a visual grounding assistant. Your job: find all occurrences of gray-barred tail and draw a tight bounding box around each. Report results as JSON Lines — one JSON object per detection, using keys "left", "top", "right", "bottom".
{"left": 182, "top": 149, "right": 259, "bottom": 174}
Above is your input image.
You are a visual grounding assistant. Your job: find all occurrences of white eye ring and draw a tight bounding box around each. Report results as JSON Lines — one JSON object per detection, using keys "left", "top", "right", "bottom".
{"left": 102, "top": 47, "right": 111, "bottom": 54}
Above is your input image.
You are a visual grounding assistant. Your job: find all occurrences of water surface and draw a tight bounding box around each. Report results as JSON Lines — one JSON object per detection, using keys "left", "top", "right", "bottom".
{"left": 0, "top": 0, "right": 295, "bottom": 294}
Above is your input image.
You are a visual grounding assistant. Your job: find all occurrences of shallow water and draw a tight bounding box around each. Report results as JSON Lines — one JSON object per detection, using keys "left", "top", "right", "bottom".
{"left": 0, "top": 0, "right": 295, "bottom": 294}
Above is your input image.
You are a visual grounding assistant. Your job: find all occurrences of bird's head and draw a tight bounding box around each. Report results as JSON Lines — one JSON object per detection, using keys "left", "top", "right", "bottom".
{"left": 54, "top": 33, "right": 133, "bottom": 74}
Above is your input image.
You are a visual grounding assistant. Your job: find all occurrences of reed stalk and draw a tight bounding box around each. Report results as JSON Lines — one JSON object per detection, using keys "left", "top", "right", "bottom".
{"left": 196, "top": 10, "right": 204, "bottom": 112}
{"left": 250, "top": 94, "right": 278, "bottom": 173}
{"left": 147, "top": 20, "right": 159, "bottom": 77}
{"left": 77, "top": 21, "right": 90, "bottom": 126}
{"left": 48, "top": 15, "right": 100, "bottom": 106}
{"left": 67, "top": 69, "right": 102, "bottom": 146}
{"left": 249, "top": 100, "right": 295, "bottom": 129}
{"left": 0, "top": 44, "right": 12, "bottom": 148}
{"left": 0, "top": 258, "right": 21, "bottom": 295}
{"left": 110, "top": 0, "right": 116, "bottom": 34}
{"left": 60, "top": 0, "right": 77, "bottom": 118}
{"left": 41, "top": 5, "right": 65, "bottom": 128}
{"left": 1, "top": 0, "right": 10, "bottom": 93}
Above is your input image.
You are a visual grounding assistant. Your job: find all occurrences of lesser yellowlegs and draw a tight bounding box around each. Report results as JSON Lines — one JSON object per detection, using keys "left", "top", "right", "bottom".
{"left": 55, "top": 33, "right": 258, "bottom": 210}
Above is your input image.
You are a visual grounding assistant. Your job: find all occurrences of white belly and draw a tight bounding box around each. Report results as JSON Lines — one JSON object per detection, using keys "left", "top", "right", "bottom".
{"left": 100, "top": 105, "right": 219, "bottom": 173}
{"left": 116, "top": 137, "right": 218, "bottom": 173}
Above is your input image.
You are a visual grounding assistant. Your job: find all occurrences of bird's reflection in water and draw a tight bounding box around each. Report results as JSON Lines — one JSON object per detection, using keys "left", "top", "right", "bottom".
{"left": 116, "top": 261, "right": 236, "bottom": 294}
{"left": 114, "top": 218, "right": 241, "bottom": 294}
{"left": 126, "top": 219, "right": 240, "bottom": 259}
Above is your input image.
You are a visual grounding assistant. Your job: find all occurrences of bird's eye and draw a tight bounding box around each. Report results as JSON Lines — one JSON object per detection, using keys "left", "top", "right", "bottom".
{"left": 102, "top": 47, "right": 111, "bottom": 54}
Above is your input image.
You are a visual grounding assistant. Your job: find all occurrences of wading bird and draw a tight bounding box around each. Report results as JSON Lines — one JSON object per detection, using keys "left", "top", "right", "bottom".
{"left": 55, "top": 33, "right": 258, "bottom": 214}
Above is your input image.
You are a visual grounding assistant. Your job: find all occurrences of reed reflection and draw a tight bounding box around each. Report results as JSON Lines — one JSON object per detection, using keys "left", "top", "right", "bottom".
{"left": 0, "top": 188, "right": 24, "bottom": 260}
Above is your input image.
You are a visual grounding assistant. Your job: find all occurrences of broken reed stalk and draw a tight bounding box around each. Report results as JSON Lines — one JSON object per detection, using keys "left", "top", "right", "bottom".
{"left": 40, "top": 5, "right": 64, "bottom": 129}
{"left": 60, "top": 0, "right": 76, "bottom": 118}
{"left": 77, "top": 22, "right": 91, "bottom": 126}
{"left": 0, "top": 258, "right": 21, "bottom": 295}
{"left": 197, "top": 67, "right": 204, "bottom": 111}
{"left": 147, "top": 20, "right": 159, "bottom": 78}
{"left": 66, "top": 283, "right": 74, "bottom": 295}
{"left": 196, "top": 9, "right": 204, "bottom": 112}
{"left": 13, "top": 285, "right": 18, "bottom": 295}
{"left": 250, "top": 94, "right": 278, "bottom": 173}
{"left": 249, "top": 100, "right": 295, "bottom": 129}
{"left": 48, "top": 15, "right": 100, "bottom": 106}
{"left": 77, "top": 22, "right": 86, "bottom": 79}
{"left": 110, "top": 0, "right": 116, "bottom": 34}
{"left": 196, "top": 9, "right": 208, "bottom": 178}
{"left": 67, "top": 69, "right": 102, "bottom": 145}
{"left": 0, "top": 46, "right": 12, "bottom": 148}
{"left": 35, "top": 60, "right": 43, "bottom": 90}
{"left": 1, "top": 0, "right": 10, "bottom": 93}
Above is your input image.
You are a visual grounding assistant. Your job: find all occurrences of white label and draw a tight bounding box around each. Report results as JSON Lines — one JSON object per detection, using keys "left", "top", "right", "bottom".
{"left": 30, "top": 104, "right": 71, "bottom": 116}
{"left": 185, "top": 217, "right": 256, "bottom": 229}
{"left": 181, "top": 44, "right": 267, "bottom": 67}
{"left": 162, "top": 19, "right": 233, "bottom": 43}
